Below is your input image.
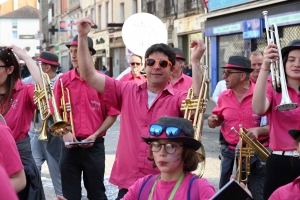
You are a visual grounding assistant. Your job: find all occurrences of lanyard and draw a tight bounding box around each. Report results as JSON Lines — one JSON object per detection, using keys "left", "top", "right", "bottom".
{"left": 148, "top": 172, "right": 185, "bottom": 200}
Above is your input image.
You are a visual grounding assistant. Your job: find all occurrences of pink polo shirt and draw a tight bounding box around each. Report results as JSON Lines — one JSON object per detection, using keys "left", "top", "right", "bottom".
{"left": 103, "top": 78, "right": 187, "bottom": 189}
{"left": 264, "top": 83, "right": 300, "bottom": 151}
{"left": 0, "top": 161, "right": 18, "bottom": 200}
{"left": 53, "top": 69, "right": 119, "bottom": 138}
{"left": 2, "top": 79, "right": 36, "bottom": 142}
{"left": 119, "top": 72, "right": 146, "bottom": 85}
{"left": 269, "top": 176, "right": 300, "bottom": 200}
{"left": 123, "top": 172, "right": 215, "bottom": 200}
{"left": 0, "top": 121, "right": 24, "bottom": 176}
{"left": 172, "top": 73, "right": 193, "bottom": 91}
{"left": 213, "top": 82, "right": 268, "bottom": 147}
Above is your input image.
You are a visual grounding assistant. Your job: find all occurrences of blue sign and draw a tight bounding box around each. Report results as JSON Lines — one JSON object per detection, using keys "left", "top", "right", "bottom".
{"left": 209, "top": 0, "right": 254, "bottom": 12}
{"left": 205, "top": 22, "right": 242, "bottom": 36}
{"left": 243, "top": 19, "right": 262, "bottom": 39}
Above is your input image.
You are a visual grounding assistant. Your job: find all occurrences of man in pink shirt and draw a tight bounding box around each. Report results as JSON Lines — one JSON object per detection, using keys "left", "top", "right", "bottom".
{"left": 119, "top": 54, "right": 146, "bottom": 85}
{"left": 76, "top": 16, "right": 206, "bottom": 199}
{"left": 171, "top": 48, "right": 193, "bottom": 91}
{"left": 53, "top": 35, "right": 119, "bottom": 200}
{"left": 269, "top": 129, "right": 300, "bottom": 200}
{"left": 208, "top": 56, "right": 269, "bottom": 200}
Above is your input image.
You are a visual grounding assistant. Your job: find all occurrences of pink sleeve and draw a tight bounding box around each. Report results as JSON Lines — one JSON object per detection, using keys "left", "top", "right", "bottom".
{"left": 198, "top": 178, "right": 216, "bottom": 200}
{"left": 122, "top": 175, "right": 151, "bottom": 200}
{"left": 0, "top": 124, "right": 23, "bottom": 176}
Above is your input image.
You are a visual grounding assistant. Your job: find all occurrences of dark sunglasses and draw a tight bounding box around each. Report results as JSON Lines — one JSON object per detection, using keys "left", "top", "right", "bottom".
{"left": 145, "top": 58, "right": 172, "bottom": 68}
{"left": 149, "top": 124, "right": 187, "bottom": 138}
{"left": 130, "top": 62, "right": 141, "bottom": 66}
{"left": 0, "top": 65, "right": 9, "bottom": 68}
{"left": 222, "top": 70, "right": 244, "bottom": 77}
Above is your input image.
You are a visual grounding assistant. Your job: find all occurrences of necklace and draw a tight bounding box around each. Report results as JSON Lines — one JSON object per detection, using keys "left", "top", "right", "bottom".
{"left": 148, "top": 172, "right": 185, "bottom": 200}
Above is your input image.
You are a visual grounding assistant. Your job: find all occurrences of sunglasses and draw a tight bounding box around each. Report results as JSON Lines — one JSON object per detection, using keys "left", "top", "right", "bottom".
{"left": 149, "top": 124, "right": 187, "bottom": 138}
{"left": 0, "top": 65, "right": 9, "bottom": 68}
{"left": 130, "top": 62, "right": 141, "bottom": 66}
{"left": 145, "top": 58, "right": 172, "bottom": 68}
{"left": 222, "top": 70, "right": 244, "bottom": 77}
{"left": 150, "top": 142, "right": 183, "bottom": 154}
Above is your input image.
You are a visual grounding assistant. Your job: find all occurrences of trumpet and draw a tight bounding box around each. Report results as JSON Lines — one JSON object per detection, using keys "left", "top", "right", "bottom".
{"left": 180, "top": 65, "right": 208, "bottom": 177}
{"left": 34, "top": 61, "right": 71, "bottom": 137}
{"left": 231, "top": 125, "right": 270, "bottom": 183}
{"left": 262, "top": 11, "right": 298, "bottom": 111}
{"left": 59, "top": 78, "right": 75, "bottom": 136}
{"left": 33, "top": 109, "right": 48, "bottom": 141}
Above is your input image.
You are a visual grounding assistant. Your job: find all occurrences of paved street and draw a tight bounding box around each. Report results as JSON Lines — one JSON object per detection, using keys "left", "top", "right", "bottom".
{"left": 43, "top": 103, "right": 221, "bottom": 200}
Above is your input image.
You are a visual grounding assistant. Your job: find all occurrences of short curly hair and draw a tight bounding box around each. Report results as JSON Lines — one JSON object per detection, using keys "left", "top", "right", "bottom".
{"left": 144, "top": 43, "right": 176, "bottom": 68}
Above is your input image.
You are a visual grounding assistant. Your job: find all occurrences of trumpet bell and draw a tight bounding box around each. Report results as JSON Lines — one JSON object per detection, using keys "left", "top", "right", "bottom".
{"left": 49, "top": 121, "right": 71, "bottom": 137}
{"left": 38, "top": 133, "right": 48, "bottom": 141}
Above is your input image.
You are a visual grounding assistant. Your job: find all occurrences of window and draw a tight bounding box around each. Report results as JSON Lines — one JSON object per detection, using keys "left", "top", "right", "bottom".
{"left": 132, "top": 0, "right": 137, "bottom": 14}
{"left": 106, "top": 2, "right": 109, "bottom": 25}
{"left": 165, "top": 0, "right": 174, "bottom": 16}
{"left": 12, "top": 31, "right": 18, "bottom": 39}
{"left": 120, "top": 3, "right": 124, "bottom": 23}
{"left": 12, "top": 20, "right": 17, "bottom": 29}
{"left": 91, "top": 8, "right": 95, "bottom": 20}
{"left": 147, "top": 1, "right": 155, "bottom": 15}
{"left": 98, "top": 5, "right": 102, "bottom": 29}
{"left": 85, "top": 11, "right": 88, "bottom": 17}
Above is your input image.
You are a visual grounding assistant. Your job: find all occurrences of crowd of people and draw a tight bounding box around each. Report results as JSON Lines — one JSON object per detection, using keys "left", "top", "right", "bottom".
{"left": 0, "top": 14, "right": 299, "bottom": 200}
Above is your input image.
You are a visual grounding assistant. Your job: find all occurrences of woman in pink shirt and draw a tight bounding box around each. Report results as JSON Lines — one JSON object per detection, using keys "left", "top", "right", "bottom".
{"left": 269, "top": 129, "right": 300, "bottom": 200}
{"left": 0, "top": 45, "right": 45, "bottom": 199}
{"left": 122, "top": 117, "right": 215, "bottom": 200}
{"left": 252, "top": 40, "right": 300, "bottom": 199}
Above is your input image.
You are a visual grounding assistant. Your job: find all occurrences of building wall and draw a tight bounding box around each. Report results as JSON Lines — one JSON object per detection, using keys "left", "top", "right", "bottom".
{"left": 0, "top": 0, "right": 37, "bottom": 15}
{"left": 0, "top": 18, "right": 39, "bottom": 57}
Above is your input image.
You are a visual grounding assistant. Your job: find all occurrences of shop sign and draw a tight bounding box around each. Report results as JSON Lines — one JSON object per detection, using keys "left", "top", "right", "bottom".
{"left": 243, "top": 19, "right": 262, "bottom": 39}
{"left": 209, "top": 0, "right": 255, "bottom": 12}
{"left": 268, "top": 11, "right": 300, "bottom": 26}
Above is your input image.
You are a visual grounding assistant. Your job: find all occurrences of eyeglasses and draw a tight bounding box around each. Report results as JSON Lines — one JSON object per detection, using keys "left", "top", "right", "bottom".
{"left": 222, "top": 70, "right": 244, "bottom": 77}
{"left": 145, "top": 58, "right": 172, "bottom": 68}
{"left": 150, "top": 142, "right": 183, "bottom": 154}
{"left": 0, "top": 65, "right": 9, "bottom": 68}
{"left": 149, "top": 124, "right": 187, "bottom": 138}
{"left": 130, "top": 62, "right": 141, "bottom": 66}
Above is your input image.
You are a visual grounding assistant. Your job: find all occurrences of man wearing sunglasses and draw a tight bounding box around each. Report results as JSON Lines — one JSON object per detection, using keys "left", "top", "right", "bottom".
{"left": 170, "top": 48, "right": 192, "bottom": 91}
{"left": 119, "top": 54, "right": 146, "bottom": 85}
{"left": 76, "top": 15, "right": 206, "bottom": 199}
{"left": 207, "top": 56, "right": 269, "bottom": 200}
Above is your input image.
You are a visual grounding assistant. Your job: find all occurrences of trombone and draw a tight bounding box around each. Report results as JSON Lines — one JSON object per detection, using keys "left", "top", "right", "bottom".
{"left": 180, "top": 65, "right": 208, "bottom": 177}
{"left": 262, "top": 11, "right": 298, "bottom": 111}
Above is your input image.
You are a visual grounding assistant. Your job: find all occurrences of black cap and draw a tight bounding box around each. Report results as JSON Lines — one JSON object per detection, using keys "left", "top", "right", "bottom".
{"left": 221, "top": 56, "right": 254, "bottom": 73}
{"left": 281, "top": 40, "right": 300, "bottom": 58}
{"left": 37, "top": 51, "right": 59, "bottom": 66}
{"left": 173, "top": 48, "right": 186, "bottom": 61}
{"left": 66, "top": 35, "right": 96, "bottom": 55}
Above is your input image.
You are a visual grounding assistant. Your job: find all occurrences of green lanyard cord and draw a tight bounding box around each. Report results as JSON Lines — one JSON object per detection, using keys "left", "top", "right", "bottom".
{"left": 148, "top": 172, "right": 185, "bottom": 200}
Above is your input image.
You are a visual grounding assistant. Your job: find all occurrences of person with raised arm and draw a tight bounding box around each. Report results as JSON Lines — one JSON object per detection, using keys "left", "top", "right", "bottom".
{"left": 76, "top": 15, "right": 206, "bottom": 199}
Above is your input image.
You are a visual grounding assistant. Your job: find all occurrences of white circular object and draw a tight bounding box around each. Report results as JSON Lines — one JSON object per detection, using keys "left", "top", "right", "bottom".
{"left": 122, "top": 13, "right": 167, "bottom": 57}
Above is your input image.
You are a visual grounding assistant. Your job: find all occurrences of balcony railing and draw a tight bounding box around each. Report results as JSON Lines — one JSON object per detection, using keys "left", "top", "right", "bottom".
{"left": 147, "top": 1, "right": 156, "bottom": 15}
{"left": 184, "top": 0, "right": 197, "bottom": 11}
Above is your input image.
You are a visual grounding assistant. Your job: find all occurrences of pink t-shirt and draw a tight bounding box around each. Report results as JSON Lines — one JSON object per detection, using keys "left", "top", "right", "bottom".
{"left": 172, "top": 73, "right": 193, "bottom": 91}
{"left": 53, "top": 69, "right": 119, "bottom": 138}
{"left": 0, "top": 121, "right": 23, "bottom": 176}
{"left": 269, "top": 176, "right": 300, "bottom": 200}
{"left": 119, "top": 72, "right": 146, "bottom": 85}
{"left": 122, "top": 172, "right": 215, "bottom": 200}
{"left": 213, "top": 82, "right": 269, "bottom": 147}
{"left": 0, "top": 160, "right": 18, "bottom": 200}
{"left": 104, "top": 78, "right": 187, "bottom": 189}
{"left": 2, "top": 79, "right": 36, "bottom": 142}
{"left": 264, "top": 83, "right": 300, "bottom": 151}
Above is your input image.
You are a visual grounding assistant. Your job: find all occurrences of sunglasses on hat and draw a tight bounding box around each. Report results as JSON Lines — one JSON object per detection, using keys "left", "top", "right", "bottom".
{"left": 145, "top": 58, "right": 172, "bottom": 68}
{"left": 149, "top": 124, "right": 187, "bottom": 138}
